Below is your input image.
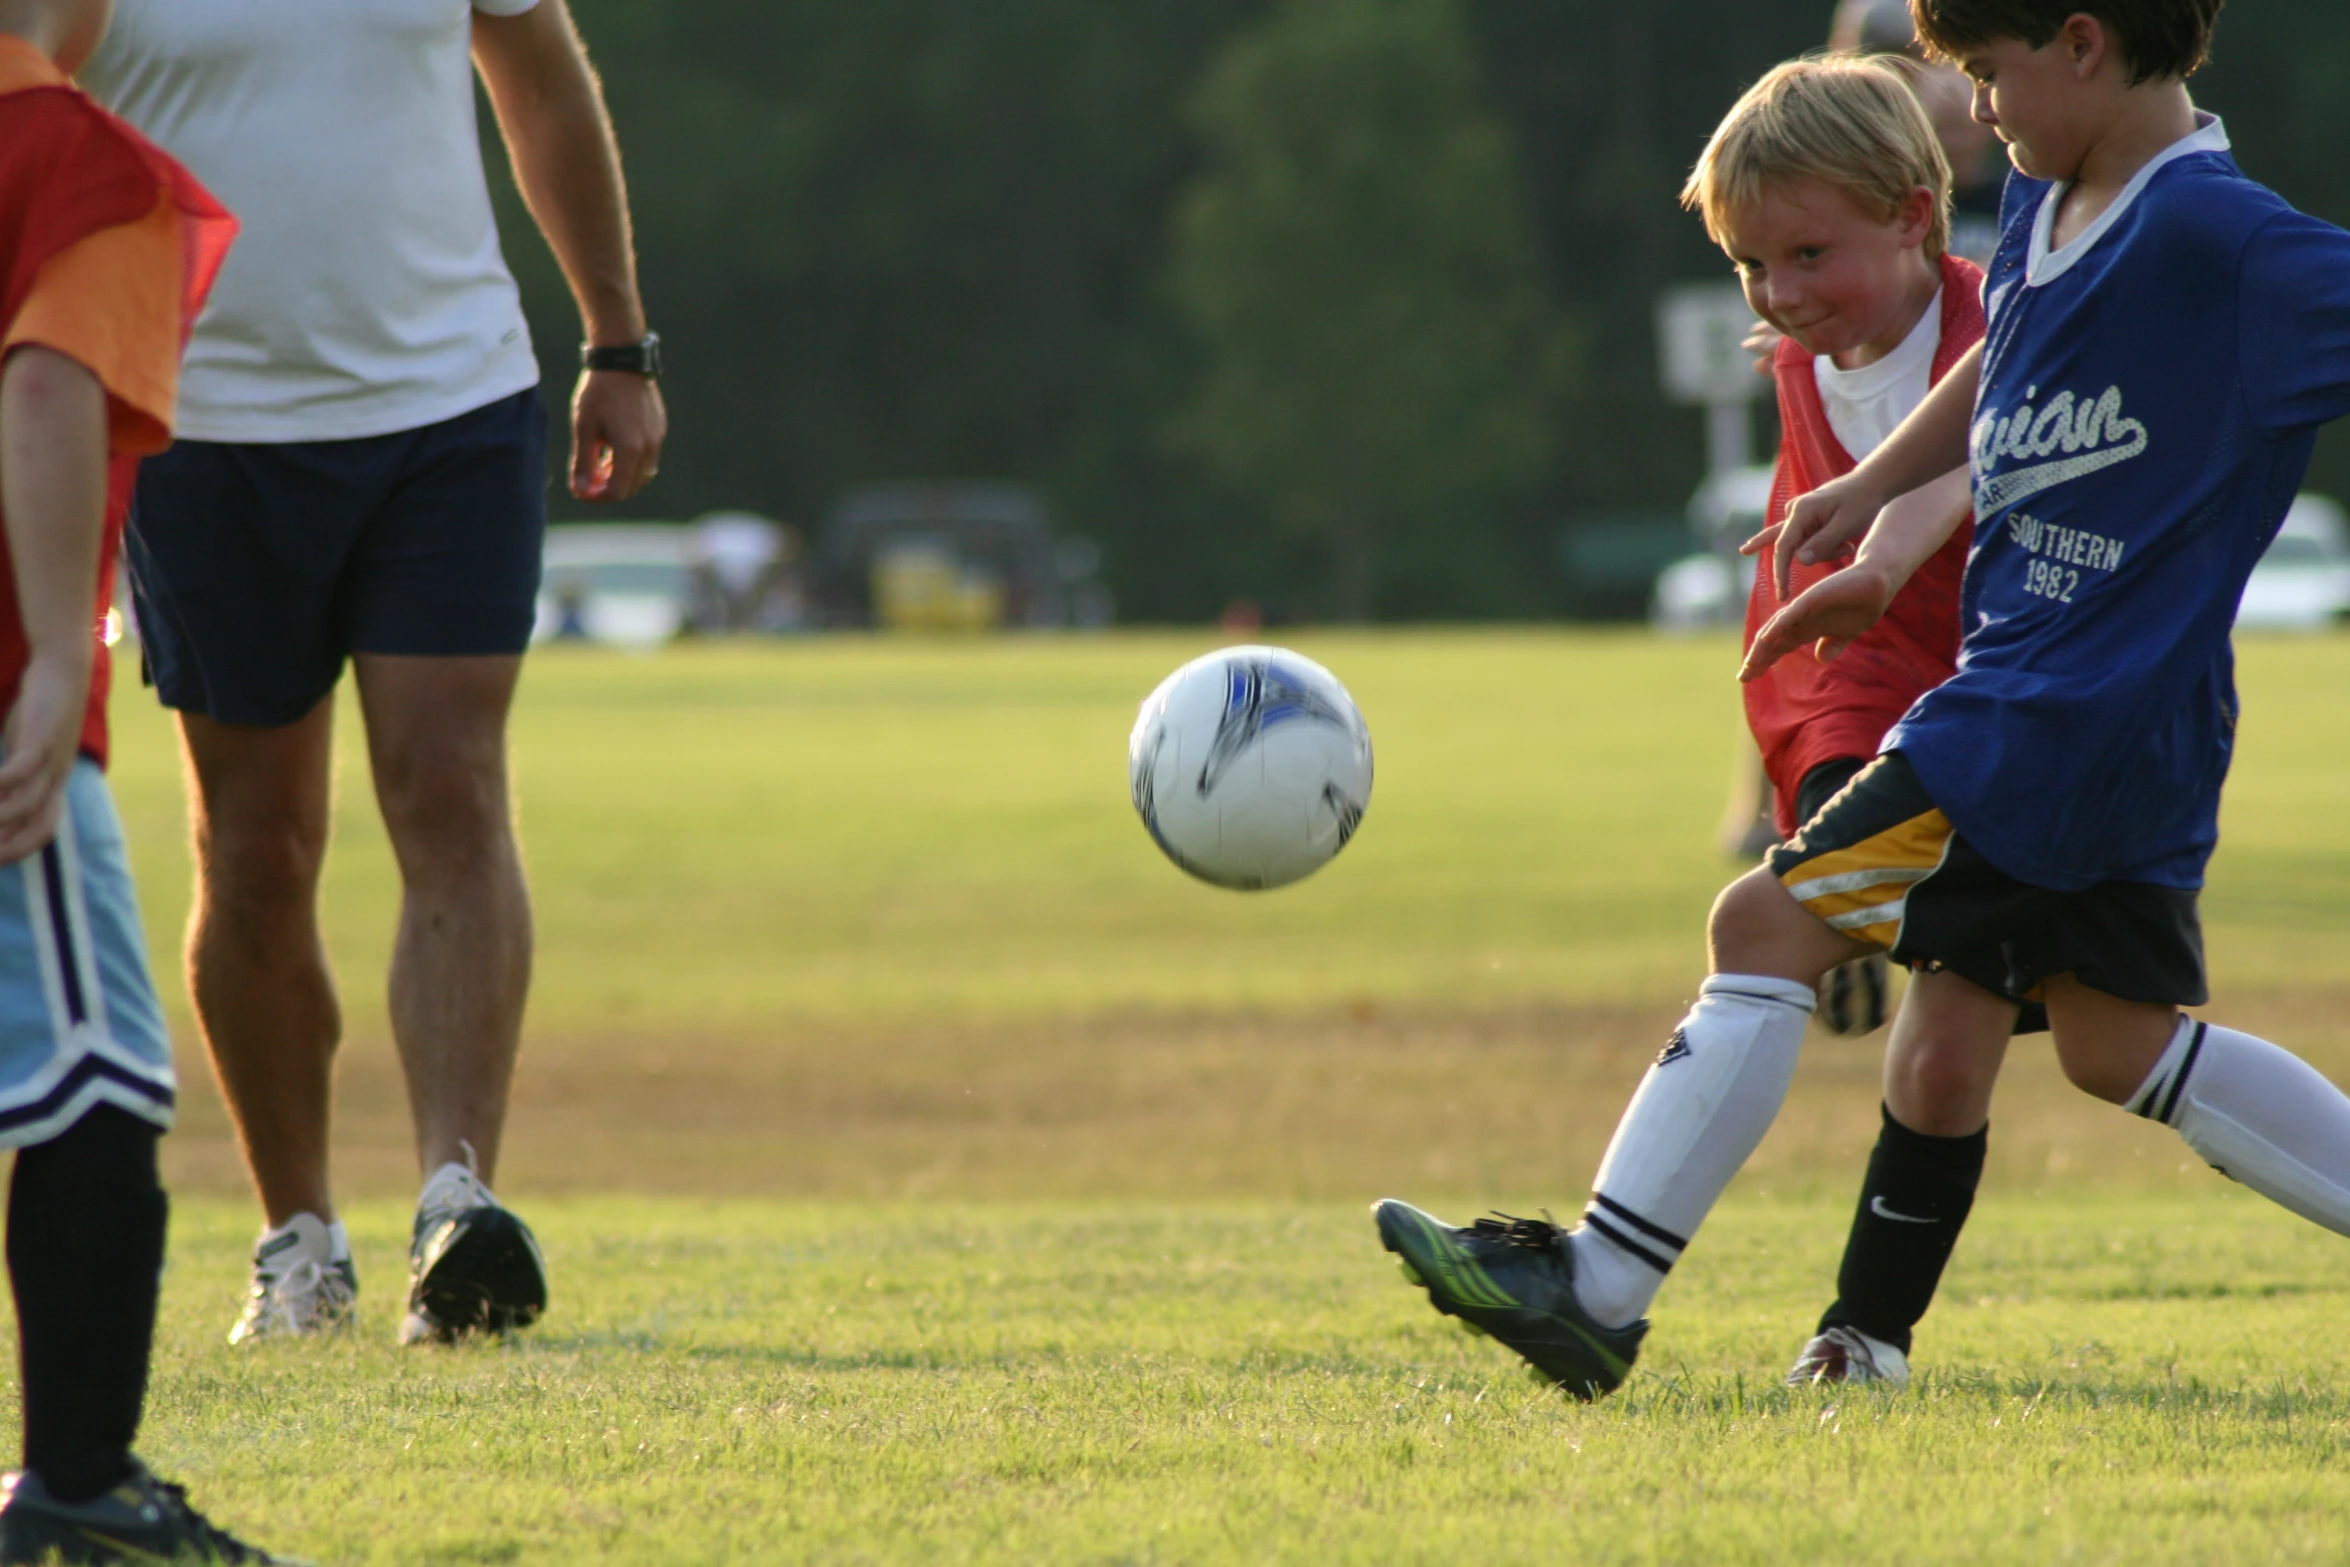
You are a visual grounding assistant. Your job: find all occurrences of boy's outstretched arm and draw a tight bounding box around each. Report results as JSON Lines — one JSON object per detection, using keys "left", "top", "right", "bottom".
{"left": 1740, "top": 465, "right": 1973, "bottom": 682}
{"left": 0, "top": 345, "right": 106, "bottom": 864}
{"left": 1749, "top": 342, "right": 1981, "bottom": 598}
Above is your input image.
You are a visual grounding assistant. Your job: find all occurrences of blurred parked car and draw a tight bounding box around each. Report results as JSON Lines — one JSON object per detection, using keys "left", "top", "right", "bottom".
{"left": 534, "top": 525, "right": 698, "bottom": 649}
{"left": 1649, "top": 464, "right": 1771, "bottom": 632}
{"left": 2236, "top": 493, "right": 2350, "bottom": 630}
{"left": 814, "top": 482, "right": 1109, "bottom": 630}
{"left": 1655, "top": 482, "right": 2350, "bottom": 636}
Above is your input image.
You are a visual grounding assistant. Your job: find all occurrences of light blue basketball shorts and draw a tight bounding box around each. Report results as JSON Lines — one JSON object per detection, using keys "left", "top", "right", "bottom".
{"left": 0, "top": 759, "right": 174, "bottom": 1148}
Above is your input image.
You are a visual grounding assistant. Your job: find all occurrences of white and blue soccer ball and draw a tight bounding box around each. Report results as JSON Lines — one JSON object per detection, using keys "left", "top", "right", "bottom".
{"left": 1128, "top": 645, "right": 1373, "bottom": 891}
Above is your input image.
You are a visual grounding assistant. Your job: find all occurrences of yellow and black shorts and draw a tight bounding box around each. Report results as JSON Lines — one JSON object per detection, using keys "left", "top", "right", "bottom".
{"left": 1765, "top": 753, "right": 2207, "bottom": 1011}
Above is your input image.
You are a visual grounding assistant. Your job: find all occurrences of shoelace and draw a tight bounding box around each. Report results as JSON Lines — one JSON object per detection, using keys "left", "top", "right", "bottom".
{"left": 243, "top": 1256, "right": 348, "bottom": 1334}
{"left": 1467, "top": 1209, "right": 1566, "bottom": 1249}
{"left": 416, "top": 1139, "right": 492, "bottom": 1241}
{"left": 147, "top": 1476, "right": 263, "bottom": 1563}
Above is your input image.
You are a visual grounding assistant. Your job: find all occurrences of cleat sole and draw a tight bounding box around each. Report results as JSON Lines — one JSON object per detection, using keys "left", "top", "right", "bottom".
{"left": 410, "top": 1207, "right": 548, "bottom": 1342}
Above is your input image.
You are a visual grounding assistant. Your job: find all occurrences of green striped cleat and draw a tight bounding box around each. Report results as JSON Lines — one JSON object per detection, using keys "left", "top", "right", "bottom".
{"left": 1372, "top": 1198, "right": 1646, "bottom": 1400}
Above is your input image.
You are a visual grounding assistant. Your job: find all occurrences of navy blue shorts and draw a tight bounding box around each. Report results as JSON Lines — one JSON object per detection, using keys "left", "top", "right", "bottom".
{"left": 126, "top": 388, "right": 548, "bottom": 727}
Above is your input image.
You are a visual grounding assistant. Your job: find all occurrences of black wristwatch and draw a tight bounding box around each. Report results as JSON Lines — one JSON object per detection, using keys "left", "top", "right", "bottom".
{"left": 581, "top": 332, "right": 661, "bottom": 379}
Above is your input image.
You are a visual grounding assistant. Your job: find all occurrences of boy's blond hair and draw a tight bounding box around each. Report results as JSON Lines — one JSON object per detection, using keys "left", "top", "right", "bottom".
{"left": 1682, "top": 55, "right": 1952, "bottom": 261}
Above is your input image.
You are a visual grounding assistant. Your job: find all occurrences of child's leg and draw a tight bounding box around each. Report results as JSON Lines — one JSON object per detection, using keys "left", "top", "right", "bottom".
{"left": 1568, "top": 866, "right": 1864, "bottom": 1327}
{"left": 11, "top": 1104, "right": 169, "bottom": 1503}
{"left": 2047, "top": 976, "right": 2350, "bottom": 1234}
{"left": 1814, "top": 970, "right": 2014, "bottom": 1355}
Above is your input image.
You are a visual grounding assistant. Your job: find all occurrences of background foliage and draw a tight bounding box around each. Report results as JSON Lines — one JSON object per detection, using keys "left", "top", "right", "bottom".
{"left": 497, "top": 0, "right": 2350, "bottom": 621}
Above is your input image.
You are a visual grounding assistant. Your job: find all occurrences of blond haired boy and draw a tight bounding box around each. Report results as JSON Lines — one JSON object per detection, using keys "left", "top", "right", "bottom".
{"left": 1674, "top": 53, "right": 2009, "bottom": 1389}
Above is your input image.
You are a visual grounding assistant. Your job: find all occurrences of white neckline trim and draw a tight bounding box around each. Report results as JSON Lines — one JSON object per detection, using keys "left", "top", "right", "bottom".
{"left": 2027, "top": 113, "right": 2229, "bottom": 286}
{"left": 1815, "top": 286, "right": 1943, "bottom": 397}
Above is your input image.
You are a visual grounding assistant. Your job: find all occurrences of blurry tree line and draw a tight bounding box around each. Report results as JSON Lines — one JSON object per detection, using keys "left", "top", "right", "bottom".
{"left": 492, "top": 0, "right": 2350, "bottom": 622}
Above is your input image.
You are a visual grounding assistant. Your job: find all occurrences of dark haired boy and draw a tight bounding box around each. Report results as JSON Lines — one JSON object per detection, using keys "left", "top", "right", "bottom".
{"left": 0, "top": 0, "right": 293, "bottom": 1559}
{"left": 1375, "top": 0, "right": 2350, "bottom": 1399}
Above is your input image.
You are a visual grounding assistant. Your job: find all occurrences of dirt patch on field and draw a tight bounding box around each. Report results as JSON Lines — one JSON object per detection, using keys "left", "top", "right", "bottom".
{"left": 155, "top": 990, "right": 2350, "bottom": 1206}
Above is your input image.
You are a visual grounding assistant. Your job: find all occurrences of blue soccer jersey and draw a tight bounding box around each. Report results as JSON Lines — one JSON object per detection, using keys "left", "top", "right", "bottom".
{"left": 1887, "top": 117, "right": 2350, "bottom": 892}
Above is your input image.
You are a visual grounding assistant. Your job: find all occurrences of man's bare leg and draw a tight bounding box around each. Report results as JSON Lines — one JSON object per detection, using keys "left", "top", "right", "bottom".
{"left": 352, "top": 653, "right": 531, "bottom": 1186}
{"left": 179, "top": 700, "right": 340, "bottom": 1228}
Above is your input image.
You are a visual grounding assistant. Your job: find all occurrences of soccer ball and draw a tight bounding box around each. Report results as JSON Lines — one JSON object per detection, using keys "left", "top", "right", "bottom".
{"left": 1128, "top": 645, "right": 1373, "bottom": 890}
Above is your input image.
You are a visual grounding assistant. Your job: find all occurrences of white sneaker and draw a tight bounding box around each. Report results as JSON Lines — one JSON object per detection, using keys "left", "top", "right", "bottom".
{"left": 1786, "top": 1325, "right": 1910, "bottom": 1388}
{"left": 227, "top": 1213, "right": 357, "bottom": 1345}
{"left": 400, "top": 1154, "right": 548, "bottom": 1345}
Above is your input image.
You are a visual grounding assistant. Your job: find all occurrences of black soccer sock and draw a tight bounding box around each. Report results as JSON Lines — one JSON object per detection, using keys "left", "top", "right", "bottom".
{"left": 10, "top": 1105, "right": 169, "bottom": 1505}
{"left": 1816, "top": 1104, "right": 1986, "bottom": 1355}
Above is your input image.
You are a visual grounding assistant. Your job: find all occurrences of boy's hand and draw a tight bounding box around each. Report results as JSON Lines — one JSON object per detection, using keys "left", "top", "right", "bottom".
{"left": 0, "top": 649, "right": 90, "bottom": 864}
{"left": 1739, "top": 562, "right": 1897, "bottom": 682}
{"left": 1742, "top": 473, "right": 1886, "bottom": 600}
{"left": 0, "top": 345, "right": 108, "bottom": 864}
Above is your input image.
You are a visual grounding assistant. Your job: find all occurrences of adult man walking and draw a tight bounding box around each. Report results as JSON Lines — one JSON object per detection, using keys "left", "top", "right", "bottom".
{"left": 82, "top": 0, "right": 665, "bottom": 1344}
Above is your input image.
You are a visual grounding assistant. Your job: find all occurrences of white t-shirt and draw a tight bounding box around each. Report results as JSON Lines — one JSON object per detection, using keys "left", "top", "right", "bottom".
{"left": 81, "top": 0, "right": 544, "bottom": 443}
{"left": 1812, "top": 288, "right": 1942, "bottom": 461}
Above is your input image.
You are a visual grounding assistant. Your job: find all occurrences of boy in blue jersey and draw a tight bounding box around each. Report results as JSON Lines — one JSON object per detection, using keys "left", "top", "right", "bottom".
{"left": 1375, "top": 0, "right": 2350, "bottom": 1400}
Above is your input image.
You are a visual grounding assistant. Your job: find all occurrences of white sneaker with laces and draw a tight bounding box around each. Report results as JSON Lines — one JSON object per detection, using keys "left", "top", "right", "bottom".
{"left": 1785, "top": 1325, "right": 1910, "bottom": 1388}
{"left": 227, "top": 1212, "right": 357, "bottom": 1345}
{"left": 400, "top": 1149, "right": 548, "bottom": 1345}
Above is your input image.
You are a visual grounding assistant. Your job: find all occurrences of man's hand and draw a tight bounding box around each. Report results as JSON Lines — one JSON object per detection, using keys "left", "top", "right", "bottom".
{"left": 570, "top": 368, "right": 666, "bottom": 501}
{"left": 1739, "top": 562, "right": 1899, "bottom": 682}
{"left": 1742, "top": 471, "right": 1887, "bottom": 601}
{"left": 0, "top": 651, "right": 90, "bottom": 864}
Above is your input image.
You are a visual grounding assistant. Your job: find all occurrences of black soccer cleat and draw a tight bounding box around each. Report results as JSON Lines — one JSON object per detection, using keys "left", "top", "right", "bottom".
{"left": 401, "top": 1164, "right": 548, "bottom": 1345}
{"left": 1373, "top": 1198, "right": 1647, "bottom": 1400}
{"left": 0, "top": 1460, "right": 306, "bottom": 1564}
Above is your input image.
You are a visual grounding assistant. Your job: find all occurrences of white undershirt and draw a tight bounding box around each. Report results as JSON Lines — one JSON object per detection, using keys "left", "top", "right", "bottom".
{"left": 1812, "top": 288, "right": 1942, "bottom": 461}
{"left": 81, "top": 0, "right": 545, "bottom": 443}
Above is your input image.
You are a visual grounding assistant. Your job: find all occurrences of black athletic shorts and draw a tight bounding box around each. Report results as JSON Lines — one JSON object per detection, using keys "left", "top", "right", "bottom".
{"left": 126, "top": 387, "right": 548, "bottom": 727}
{"left": 1767, "top": 752, "right": 2206, "bottom": 1010}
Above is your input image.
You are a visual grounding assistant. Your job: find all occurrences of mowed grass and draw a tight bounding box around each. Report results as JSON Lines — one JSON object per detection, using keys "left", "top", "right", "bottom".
{"left": 45, "top": 628, "right": 2350, "bottom": 1561}
{"left": 122, "top": 1194, "right": 2350, "bottom": 1564}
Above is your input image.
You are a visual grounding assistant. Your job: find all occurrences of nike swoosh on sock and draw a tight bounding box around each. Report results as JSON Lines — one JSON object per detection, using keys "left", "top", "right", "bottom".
{"left": 1869, "top": 1196, "right": 1939, "bottom": 1224}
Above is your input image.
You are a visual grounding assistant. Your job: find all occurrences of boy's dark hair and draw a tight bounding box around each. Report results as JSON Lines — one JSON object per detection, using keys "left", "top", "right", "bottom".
{"left": 1909, "top": 0, "right": 2223, "bottom": 85}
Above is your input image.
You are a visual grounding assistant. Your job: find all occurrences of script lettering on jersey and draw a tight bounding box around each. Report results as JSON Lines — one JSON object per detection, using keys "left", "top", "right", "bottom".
{"left": 1970, "top": 383, "right": 2147, "bottom": 517}
{"left": 2004, "top": 511, "right": 2126, "bottom": 604}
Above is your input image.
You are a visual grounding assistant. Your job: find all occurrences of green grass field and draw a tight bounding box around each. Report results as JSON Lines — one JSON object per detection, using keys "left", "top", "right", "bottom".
{"left": 33, "top": 629, "right": 2350, "bottom": 1562}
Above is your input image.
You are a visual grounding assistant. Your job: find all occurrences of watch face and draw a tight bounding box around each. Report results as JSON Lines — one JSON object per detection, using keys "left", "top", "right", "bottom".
{"left": 584, "top": 336, "right": 659, "bottom": 375}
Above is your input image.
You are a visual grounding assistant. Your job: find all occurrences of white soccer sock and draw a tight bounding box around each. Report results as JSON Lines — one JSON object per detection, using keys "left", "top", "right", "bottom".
{"left": 1569, "top": 974, "right": 1816, "bottom": 1327}
{"left": 2128, "top": 1017, "right": 2350, "bottom": 1236}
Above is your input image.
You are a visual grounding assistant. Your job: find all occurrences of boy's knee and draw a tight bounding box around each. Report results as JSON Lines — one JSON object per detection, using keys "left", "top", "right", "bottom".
{"left": 2052, "top": 1037, "right": 2145, "bottom": 1104}
{"left": 1886, "top": 1042, "right": 1996, "bottom": 1133}
{"left": 1708, "top": 869, "right": 1790, "bottom": 951}
{"left": 1707, "top": 866, "right": 1852, "bottom": 980}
